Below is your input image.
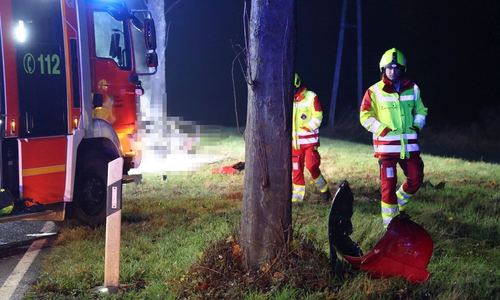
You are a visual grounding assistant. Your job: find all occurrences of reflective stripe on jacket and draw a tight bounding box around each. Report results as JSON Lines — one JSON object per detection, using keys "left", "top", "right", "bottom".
{"left": 292, "top": 87, "right": 323, "bottom": 150}
{"left": 360, "top": 75, "right": 428, "bottom": 159}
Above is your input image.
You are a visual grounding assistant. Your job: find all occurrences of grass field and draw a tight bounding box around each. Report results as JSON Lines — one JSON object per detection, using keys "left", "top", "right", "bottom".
{"left": 28, "top": 122, "right": 500, "bottom": 299}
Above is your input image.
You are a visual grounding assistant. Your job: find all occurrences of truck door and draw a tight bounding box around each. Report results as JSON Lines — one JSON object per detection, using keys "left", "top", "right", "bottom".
{"left": 14, "top": 0, "right": 68, "bottom": 137}
{"left": 12, "top": 0, "right": 68, "bottom": 202}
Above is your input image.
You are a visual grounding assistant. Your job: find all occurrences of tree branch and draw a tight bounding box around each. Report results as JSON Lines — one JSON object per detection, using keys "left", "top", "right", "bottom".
{"left": 231, "top": 42, "right": 247, "bottom": 136}
{"left": 165, "top": 0, "right": 182, "bottom": 16}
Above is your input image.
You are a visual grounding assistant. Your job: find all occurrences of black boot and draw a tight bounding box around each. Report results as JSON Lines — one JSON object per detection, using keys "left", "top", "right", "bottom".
{"left": 321, "top": 189, "right": 331, "bottom": 202}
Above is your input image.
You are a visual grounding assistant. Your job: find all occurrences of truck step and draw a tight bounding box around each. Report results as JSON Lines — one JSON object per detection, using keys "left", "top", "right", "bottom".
{"left": 0, "top": 210, "right": 54, "bottom": 224}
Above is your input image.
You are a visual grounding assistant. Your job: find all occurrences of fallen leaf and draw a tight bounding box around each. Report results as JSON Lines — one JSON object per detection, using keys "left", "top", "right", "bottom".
{"left": 232, "top": 244, "right": 242, "bottom": 267}
{"left": 261, "top": 263, "right": 270, "bottom": 272}
{"left": 196, "top": 282, "right": 209, "bottom": 291}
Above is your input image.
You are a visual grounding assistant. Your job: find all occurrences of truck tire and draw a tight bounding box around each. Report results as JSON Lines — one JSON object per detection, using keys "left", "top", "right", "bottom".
{"left": 73, "top": 151, "right": 109, "bottom": 226}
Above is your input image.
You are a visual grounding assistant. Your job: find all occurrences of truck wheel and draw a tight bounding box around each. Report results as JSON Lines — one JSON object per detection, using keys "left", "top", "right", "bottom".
{"left": 73, "top": 152, "right": 109, "bottom": 226}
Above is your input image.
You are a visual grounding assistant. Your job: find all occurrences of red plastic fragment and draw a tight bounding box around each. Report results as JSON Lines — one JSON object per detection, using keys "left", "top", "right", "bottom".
{"left": 340, "top": 217, "right": 433, "bottom": 284}
{"left": 212, "top": 166, "right": 240, "bottom": 174}
{"left": 212, "top": 162, "right": 245, "bottom": 175}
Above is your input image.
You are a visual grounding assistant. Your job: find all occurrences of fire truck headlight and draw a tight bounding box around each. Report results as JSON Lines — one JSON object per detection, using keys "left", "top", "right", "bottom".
{"left": 15, "top": 20, "right": 26, "bottom": 43}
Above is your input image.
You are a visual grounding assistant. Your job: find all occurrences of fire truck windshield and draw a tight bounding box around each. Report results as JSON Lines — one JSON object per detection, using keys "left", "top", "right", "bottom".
{"left": 93, "top": 10, "right": 131, "bottom": 70}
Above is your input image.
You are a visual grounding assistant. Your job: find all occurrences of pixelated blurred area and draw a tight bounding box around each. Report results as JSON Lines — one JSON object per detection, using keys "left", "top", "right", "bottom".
{"left": 131, "top": 115, "right": 222, "bottom": 174}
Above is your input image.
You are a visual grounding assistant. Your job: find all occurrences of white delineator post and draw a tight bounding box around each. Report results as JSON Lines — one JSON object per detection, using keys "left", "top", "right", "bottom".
{"left": 104, "top": 157, "right": 123, "bottom": 289}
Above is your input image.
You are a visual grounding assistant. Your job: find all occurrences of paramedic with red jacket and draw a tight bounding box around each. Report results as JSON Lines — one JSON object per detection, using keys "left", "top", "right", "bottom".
{"left": 359, "top": 48, "right": 428, "bottom": 228}
{"left": 292, "top": 74, "right": 330, "bottom": 203}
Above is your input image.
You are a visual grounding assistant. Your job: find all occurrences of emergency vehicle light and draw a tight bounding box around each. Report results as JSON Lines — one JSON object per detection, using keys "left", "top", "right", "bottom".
{"left": 73, "top": 116, "right": 79, "bottom": 129}
{"left": 10, "top": 119, "right": 15, "bottom": 134}
{"left": 15, "top": 20, "right": 26, "bottom": 43}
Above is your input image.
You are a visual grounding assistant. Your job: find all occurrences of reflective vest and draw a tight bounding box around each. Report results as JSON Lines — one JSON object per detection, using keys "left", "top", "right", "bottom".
{"left": 292, "top": 87, "right": 323, "bottom": 150}
{"left": 360, "top": 76, "right": 428, "bottom": 159}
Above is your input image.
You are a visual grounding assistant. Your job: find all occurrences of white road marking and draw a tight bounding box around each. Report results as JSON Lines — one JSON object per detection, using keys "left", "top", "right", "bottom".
{"left": 0, "top": 222, "right": 55, "bottom": 299}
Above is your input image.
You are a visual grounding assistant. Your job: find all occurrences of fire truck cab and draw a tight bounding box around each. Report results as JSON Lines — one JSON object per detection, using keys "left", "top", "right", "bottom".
{"left": 0, "top": 0, "right": 157, "bottom": 225}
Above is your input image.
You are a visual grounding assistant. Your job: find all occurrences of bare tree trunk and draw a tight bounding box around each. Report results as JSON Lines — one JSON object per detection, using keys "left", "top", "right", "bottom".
{"left": 137, "top": 0, "right": 167, "bottom": 170}
{"left": 240, "top": 0, "right": 296, "bottom": 271}
{"left": 144, "top": 0, "right": 166, "bottom": 111}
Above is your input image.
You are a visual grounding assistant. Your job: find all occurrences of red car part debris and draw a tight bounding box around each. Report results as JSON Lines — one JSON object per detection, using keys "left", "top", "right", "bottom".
{"left": 328, "top": 180, "right": 433, "bottom": 284}
{"left": 212, "top": 162, "right": 245, "bottom": 174}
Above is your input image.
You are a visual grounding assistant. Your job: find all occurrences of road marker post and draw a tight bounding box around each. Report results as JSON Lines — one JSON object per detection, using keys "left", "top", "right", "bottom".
{"left": 92, "top": 157, "right": 123, "bottom": 294}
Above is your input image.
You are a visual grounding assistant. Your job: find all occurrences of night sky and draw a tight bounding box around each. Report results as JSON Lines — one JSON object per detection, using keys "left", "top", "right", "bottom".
{"left": 163, "top": 0, "right": 500, "bottom": 128}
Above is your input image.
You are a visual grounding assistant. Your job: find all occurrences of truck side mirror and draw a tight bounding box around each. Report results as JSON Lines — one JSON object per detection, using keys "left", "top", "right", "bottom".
{"left": 143, "top": 18, "right": 156, "bottom": 51}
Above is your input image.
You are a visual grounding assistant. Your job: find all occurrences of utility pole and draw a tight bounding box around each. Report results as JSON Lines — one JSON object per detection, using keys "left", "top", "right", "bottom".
{"left": 328, "top": 0, "right": 362, "bottom": 126}
{"left": 356, "top": 0, "right": 363, "bottom": 107}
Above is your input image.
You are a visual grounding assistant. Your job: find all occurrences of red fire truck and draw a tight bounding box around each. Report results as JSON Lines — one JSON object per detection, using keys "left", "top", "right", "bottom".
{"left": 0, "top": 0, "right": 157, "bottom": 225}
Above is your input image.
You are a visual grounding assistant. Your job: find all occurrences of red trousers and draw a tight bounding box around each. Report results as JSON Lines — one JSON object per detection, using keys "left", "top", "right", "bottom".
{"left": 292, "top": 146, "right": 321, "bottom": 186}
{"left": 378, "top": 155, "right": 424, "bottom": 206}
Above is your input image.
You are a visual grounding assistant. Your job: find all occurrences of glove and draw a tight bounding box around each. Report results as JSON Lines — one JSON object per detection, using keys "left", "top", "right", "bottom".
{"left": 380, "top": 127, "right": 391, "bottom": 137}
{"left": 410, "top": 126, "right": 420, "bottom": 134}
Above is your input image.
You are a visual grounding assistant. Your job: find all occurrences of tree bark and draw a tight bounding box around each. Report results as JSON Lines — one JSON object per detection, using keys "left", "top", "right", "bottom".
{"left": 137, "top": 0, "right": 167, "bottom": 170}
{"left": 240, "top": 0, "right": 296, "bottom": 271}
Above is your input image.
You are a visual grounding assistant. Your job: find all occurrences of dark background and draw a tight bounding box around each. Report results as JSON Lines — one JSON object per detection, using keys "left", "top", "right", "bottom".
{"left": 163, "top": 0, "right": 500, "bottom": 128}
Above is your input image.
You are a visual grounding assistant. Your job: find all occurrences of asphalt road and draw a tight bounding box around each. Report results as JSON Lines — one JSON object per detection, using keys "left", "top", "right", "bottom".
{"left": 0, "top": 221, "right": 59, "bottom": 300}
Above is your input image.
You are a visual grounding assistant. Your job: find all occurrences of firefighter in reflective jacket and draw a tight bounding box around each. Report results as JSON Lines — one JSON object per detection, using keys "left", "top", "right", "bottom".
{"left": 292, "top": 73, "right": 330, "bottom": 203}
{"left": 360, "top": 48, "right": 428, "bottom": 228}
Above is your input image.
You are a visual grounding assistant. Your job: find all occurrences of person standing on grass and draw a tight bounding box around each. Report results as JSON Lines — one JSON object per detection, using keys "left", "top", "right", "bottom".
{"left": 359, "top": 48, "right": 428, "bottom": 228}
{"left": 292, "top": 73, "right": 330, "bottom": 203}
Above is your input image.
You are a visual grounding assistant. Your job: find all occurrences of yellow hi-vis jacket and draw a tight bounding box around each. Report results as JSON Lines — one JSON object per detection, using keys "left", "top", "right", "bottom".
{"left": 360, "top": 75, "right": 428, "bottom": 159}
{"left": 293, "top": 87, "right": 323, "bottom": 150}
